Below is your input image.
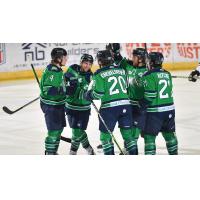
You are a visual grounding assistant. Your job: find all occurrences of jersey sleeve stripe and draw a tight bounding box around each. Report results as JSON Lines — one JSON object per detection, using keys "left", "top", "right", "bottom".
{"left": 92, "top": 91, "right": 104, "bottom": 99}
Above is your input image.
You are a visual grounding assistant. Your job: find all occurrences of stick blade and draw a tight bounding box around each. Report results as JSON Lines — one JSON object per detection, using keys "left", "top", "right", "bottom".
{"left": 97, "top": 144, "right": 103, "bottom": 149}
{"left": 60, "top": 136, "right": 71, "bottom": 143}
{"left": 2, "top": 106, "right": 14, "bottom": 115}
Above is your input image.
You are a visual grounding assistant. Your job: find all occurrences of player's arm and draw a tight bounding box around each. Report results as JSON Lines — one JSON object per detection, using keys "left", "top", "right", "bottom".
{"left": 106, "top": 43, "right": 123, "bottom": 64}
{"left": 106, "top": 43, "right": 133, "bottom": 71}
{"left": 139, "top": 75, "right": 157, "bottom": 108}
{"left": 77, "top": 73, "right": 93, "bottom": 100}
{"left": 188, "top": 63, "right": 200, "bottom": 82}
{"left": 41, "top": 70, "right": 65, "bottom": 97}
{"left": 64, "top": 67, "right": 78, "bottom": 96}
{"left": 84, "top": 74, "right": 105, "bottom": 101}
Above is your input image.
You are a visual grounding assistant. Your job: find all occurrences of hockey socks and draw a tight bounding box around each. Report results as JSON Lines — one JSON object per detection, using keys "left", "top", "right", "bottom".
{"left": 162, "top": 132, "right": 178, "bottom": 155}
{"left": 100, "top": 132, "right": 114, "bottom": 155}
{"left": 45, "top": 129, "right": 63, "bottom": 154}
{"left": 144, "top": 134, "right": 156, "bottom": 155}
{"left": 131, "top": 127, "right": 141, "bottom": 155}
{"left": 121, "top": 128, "right": 137, "bottom": 155}
{"left": 70, "top": 129, "right": 82, "bottom": 153}
{"left": 70, "top": 129, "right": 95, "bottom": 155}
{"left": 81, "top": 131, "right": 91, "bottom": 149}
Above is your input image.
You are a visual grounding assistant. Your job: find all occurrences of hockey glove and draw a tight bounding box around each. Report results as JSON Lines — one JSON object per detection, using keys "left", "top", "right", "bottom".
{"left": 188, "top": 70, "right": 200, "bottom": 82}
{"left": 47, "top": 86, "right": 65, "bottom": 96}
{"left": 106, "top": 43, "right": 120, "bottom": 54}
{"left": 106, "top": 43, "right": 122, "bottom": 63}
{"left": 83, "top": 90, "right": 94, "bottom": 101}
{"left": 138, "top": 98, "right": 150, "bottom": 112}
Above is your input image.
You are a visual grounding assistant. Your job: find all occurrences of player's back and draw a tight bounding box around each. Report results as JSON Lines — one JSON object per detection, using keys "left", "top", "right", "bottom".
{"left": 93, "top": 65, "right": 130, "bottom": 108}
{"left": 143, "top": 68, "right": 174, "bottom": 112}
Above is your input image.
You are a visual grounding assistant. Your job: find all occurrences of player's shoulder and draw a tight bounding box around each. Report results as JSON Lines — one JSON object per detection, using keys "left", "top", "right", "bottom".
{"left": 94, "top": 65, "right": 119, "bottom": 76}
{"left": 47, "top": 64, "right": 62, "bottom": 72}
{"left": 162, "top": 68, "right": 171, "bottom": 75}
{"left": 143, "top": 68, "right": 170, "bottom": 77}
{"left": 68, "top": 64, "right": 81, "bottom": 72}
{"left": 126, "top": 59, "right": 134, "bottom": 66}
{"left": 138, "top": 65, "right": 147, "bottom": 70}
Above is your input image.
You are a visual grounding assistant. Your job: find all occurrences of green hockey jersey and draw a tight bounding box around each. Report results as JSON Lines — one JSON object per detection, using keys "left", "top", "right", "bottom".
{"left": 65, "top": 64, "right": 93, "bottom": 111}
{"left": 142, "top": 67, "right": 174, "bottom": 112}
{"left": 90, "top": 65, "right": 130, "bottom": 109}
{"left": 119, "top": 58, "right": 147, "bottom": 106}
{"left": 40, "top": 64, "right": 66, "bottom": 105}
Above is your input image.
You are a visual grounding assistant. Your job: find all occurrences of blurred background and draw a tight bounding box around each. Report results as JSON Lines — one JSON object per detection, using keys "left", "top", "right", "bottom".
{"left": 0, "top": 43, "right": 199, "bottom": 81}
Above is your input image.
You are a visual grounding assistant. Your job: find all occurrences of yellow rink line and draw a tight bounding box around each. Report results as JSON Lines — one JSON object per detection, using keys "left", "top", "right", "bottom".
{"left": 0, "top": 62, "right": 198, "bottom": 82}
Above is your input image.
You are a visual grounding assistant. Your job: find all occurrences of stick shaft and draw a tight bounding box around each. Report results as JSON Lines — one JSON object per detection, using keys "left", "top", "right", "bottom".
{"left": 31, "top": 64, "right": 40, "bottom": 85}
{"left": 91, "top": 101, "right": 124, "bottom": 155}
{"left": 2, "top": 97, "right": 39, "bottom": 114}
{"left": 172, "top": 75, "right": 200, "bottom": 79}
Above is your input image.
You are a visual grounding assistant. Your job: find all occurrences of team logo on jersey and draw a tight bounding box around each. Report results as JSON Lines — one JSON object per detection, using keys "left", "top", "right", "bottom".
{"left": 138, "top": 72, "right": 144, "bottom": 77}
{"left": 143, "top": 80, "right": 148, "bottom": 87}
{"left": 123, "top": 109, "right": 127, "bottom": 113}
{"left": 0, "top": 43, "right": 6, "bottom": 65}
{"left": 78, "top": 78, "right": 83, "bottom": 83}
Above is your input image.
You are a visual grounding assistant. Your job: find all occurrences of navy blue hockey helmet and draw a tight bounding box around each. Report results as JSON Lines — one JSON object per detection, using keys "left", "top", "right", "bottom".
{"left": 96, "top": 50, "right": 114, "bottom": 66}
{"left": 148, "top": 52, "right": 164, "bottom": 67}
{"left": 51, "top": 48, "right": 67, "bottom": 60}
{"left": 132, "top": 48, "right": 148, "bottom": 62}
{"left": 80, "top": 54, "right": 94, "bottom": 64}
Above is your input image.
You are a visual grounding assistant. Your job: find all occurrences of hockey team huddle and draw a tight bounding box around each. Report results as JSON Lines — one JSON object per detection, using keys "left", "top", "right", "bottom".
{"left": 40, "top": 43, "right": 179, "bottom": 155}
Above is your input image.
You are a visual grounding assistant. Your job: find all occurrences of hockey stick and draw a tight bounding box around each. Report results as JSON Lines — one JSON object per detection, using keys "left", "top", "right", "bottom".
{"left": 172, "top": 75, "right": 200, "bottom": 79}
{"left": 2, "top": 97, "right": 40, "bottom": 115}
{"left": 60, "top": 136, "right": 72, "bottom": 143}
{"left": 30, "top": 63, "right": 71, "bottom": 144}
{"left": 31, "top": 64, "right": 40, "bottom": 85}
{"left": 2, "top": 65, "right": 41, "bottom": 115}
{"left": 91, "top": 101, "right": 125, "bottom": 155}
{"left": 144, "top": 43, "right": 150, "bottom": 70}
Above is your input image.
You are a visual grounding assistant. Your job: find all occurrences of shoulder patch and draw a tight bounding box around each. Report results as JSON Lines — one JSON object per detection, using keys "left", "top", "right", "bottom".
{"left": 143, "top": 70, "right": 152, "bottom": 77}
{"left": 143, "top": 68, "right": 162, "bottom": 77}
{"left": 70, "top": 64, "right": 81, "bottom": 72}
{"left": 47, "top": 64, "right": 62, "bottom": 72}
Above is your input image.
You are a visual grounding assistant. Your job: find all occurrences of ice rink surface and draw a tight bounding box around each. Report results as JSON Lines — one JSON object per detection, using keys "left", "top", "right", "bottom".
{"left": 0, "top": 70, "right": 200, "bottom": 155}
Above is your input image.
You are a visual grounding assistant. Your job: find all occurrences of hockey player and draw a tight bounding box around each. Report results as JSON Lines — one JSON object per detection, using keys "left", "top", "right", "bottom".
{"left": 85, "top": 50, "right": 136, "bottom": 155}
{"left": 140, "top": 52, "right": 178, "bottom": 155}
{"left": 106, "top": 43, "right": 148, "bottom": 154}
{"left": 188, "top": 63, "right": 200, "bottom": 82}
{"left": 65, "top": 54, "right": 95, "bottom": 155}
{"left": 40, "top": 48, "right": 68, "bottom": 155}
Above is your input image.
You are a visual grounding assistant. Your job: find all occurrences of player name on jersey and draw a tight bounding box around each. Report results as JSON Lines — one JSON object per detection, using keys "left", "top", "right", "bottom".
{"left": 157, "top": 73, "right": 170, "bottom": 79}
{"left": 100, "top": 68, "right": 126, "bottom": 78}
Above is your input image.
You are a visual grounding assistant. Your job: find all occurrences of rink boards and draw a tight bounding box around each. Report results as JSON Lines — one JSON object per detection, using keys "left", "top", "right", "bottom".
{"left": 0, "top": 61, "right": 198, "bottom": 81}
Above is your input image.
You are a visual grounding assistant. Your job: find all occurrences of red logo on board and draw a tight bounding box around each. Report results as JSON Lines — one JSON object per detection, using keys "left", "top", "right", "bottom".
{"left": 0, "top": 44, "right": 6, "bottom": 65}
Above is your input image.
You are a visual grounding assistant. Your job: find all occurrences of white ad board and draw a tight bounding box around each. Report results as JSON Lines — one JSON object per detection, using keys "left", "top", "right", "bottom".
{"left": 0, "top": 43, "right": 200, "bottom": 72}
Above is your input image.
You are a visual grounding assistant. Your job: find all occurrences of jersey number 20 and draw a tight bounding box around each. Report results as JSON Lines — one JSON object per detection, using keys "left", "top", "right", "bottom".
{"left": 108, "top": 76, "right": 127, "bottom": 95}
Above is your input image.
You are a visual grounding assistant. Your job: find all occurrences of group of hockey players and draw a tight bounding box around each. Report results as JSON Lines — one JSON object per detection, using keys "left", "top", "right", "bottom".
{"left": 40, "top": 43, "right": 178, "bottom": 155}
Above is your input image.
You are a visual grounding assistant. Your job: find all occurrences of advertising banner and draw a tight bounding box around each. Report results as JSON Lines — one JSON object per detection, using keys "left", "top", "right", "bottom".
{"left": 0, "top": 43, "right": 199, "bottom": 73}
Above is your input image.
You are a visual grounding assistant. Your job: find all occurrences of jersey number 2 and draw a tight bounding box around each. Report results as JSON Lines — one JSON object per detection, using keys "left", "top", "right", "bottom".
{"left": 108, "top": 76, "right": 127, "bottom": 95}
{"left": 159, "top": 79, "right": 169, "bottom": 99}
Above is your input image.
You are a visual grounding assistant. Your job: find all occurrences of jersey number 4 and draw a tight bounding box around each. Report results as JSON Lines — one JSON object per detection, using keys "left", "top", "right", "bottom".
{"left": 108, "top": 76, "right": 127, "bottom": 95}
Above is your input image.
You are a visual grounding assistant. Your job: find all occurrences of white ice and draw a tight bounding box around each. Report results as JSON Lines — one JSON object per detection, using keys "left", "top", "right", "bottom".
{"left": 0, "top": 70, "right": 200, "bottom": 155}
